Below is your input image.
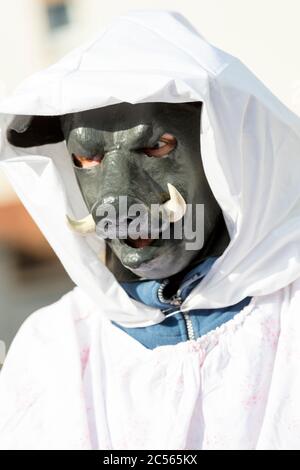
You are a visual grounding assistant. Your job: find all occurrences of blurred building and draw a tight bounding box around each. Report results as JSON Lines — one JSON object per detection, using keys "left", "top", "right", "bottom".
{"left": 0, "top": 0, "right": 81, "bottom": 351}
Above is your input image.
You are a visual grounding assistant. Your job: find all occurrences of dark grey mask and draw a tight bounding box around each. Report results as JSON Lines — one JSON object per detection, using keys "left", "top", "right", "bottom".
{"left": 7, "top": 102, "right": 229, "bottom": 283}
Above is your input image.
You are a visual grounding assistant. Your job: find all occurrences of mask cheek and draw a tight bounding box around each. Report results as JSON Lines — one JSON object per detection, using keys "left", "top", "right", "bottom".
{"left": 74, "top": 166, "right": 102, "bottom": 212}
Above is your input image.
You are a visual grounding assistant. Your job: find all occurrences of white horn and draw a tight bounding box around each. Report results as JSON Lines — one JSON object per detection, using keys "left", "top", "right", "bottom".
{"left": 161, "top": 183, "right": 187, "bottom": 223}
{"left": 66, "top": 214, "right": 96, "bottom": 234}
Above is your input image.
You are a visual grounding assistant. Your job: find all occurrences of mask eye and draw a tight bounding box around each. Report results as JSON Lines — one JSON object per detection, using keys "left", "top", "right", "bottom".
{"left": 143, "top": 133, "right": 177, "bottom": 158}
{"left": 72, "top": 153, "right": 103, "bottom": 169}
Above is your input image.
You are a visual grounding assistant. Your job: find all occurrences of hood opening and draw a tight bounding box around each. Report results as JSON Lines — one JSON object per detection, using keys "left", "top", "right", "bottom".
{"left": 1, "top": 10, "right": 300, "bottom": 327}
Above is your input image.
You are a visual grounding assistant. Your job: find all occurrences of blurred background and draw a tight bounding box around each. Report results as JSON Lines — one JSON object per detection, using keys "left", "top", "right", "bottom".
{"left": 0, "top": 0, "right": 300, "bottom": 356}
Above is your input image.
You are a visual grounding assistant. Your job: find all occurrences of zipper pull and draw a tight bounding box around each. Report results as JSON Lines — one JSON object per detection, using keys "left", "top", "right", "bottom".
{"left": 157, "top": 279, "right": 183, "bottom": 306}
{"left": 169, "top": 294, "right": 182, "bottom": 306}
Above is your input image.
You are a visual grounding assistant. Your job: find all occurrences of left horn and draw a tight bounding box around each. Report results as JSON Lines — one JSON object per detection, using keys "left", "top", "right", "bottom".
{"left": 66, "top": 214, "right": 96, "bottom": 234}
{"left": 160, "top": 183, "right": 187, "bottom": 223}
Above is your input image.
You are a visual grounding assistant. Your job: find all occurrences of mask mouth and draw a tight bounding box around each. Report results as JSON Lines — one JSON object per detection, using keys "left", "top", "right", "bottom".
{"left": 124, "top": 236, "right": 154, "bottom": 249}
{"left": 116, "top": 220, "right": 176, "bottom": 250}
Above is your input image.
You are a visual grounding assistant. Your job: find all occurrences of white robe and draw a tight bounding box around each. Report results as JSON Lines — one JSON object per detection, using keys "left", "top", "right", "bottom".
{"left": 1, "top": 282, "right": 300, "bottom": 450}
{"left": 0, "top": 10, "right": 300, "bottom": 449}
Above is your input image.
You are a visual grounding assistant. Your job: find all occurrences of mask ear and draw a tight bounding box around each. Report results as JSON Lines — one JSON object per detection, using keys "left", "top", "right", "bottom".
{"left": 6, "top": 115, "right": 64, "bottom": 148}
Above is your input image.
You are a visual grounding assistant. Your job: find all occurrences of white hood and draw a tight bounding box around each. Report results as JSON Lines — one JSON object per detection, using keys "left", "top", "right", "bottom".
{"left": 1, "top": 9, "right": 300, "bottom": 327}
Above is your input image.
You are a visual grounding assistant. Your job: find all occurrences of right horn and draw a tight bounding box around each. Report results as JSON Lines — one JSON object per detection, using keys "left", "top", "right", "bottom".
{"left": 160, "top": 183, "right": 187, "bottom": 223}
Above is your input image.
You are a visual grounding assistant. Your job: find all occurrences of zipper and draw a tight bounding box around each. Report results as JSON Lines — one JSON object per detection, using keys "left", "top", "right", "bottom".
{"left": 182, "top": 312, "right": 196, "bottom": 341}
{"left": 158, "top": 279, "right": 197, "bottom": 341}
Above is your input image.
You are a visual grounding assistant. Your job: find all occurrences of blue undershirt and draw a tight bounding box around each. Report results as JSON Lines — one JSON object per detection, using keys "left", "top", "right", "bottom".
{"left": 113, "top": 257, "right": 251, "bottom": 350}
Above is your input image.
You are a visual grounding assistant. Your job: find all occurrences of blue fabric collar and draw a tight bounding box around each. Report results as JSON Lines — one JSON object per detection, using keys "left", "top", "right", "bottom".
{"left": 120, "top": 257, "right": 217, "bottom": 309}
{"left": 116, "top": 257, "right": 252, "bottom": 350}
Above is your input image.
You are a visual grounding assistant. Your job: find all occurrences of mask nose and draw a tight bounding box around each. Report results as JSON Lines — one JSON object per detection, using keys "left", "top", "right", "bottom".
{"left": 90, "top": 151, "right": 164, "bottom": 239}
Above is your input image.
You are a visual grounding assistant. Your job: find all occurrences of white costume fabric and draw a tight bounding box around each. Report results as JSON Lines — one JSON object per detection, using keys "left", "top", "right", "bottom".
{"left": 0, "top": 10, "right": 300, "bottom": 449}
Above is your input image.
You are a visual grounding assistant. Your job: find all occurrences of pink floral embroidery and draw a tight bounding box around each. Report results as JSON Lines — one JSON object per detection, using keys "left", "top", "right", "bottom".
{"left": 80, "top": 347, "right": 90, "bottom": 374}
